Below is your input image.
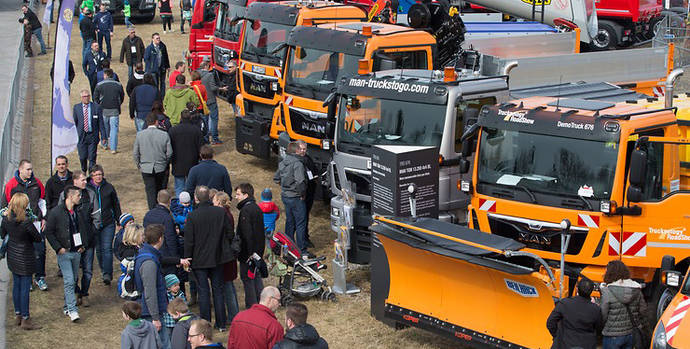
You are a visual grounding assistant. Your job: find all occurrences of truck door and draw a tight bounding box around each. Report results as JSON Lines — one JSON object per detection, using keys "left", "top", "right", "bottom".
{"left": 620, "top": 130, "right": 690, "bottom": 270}
{"left": 446, "top": 96, "right": 496, "bottom": 215}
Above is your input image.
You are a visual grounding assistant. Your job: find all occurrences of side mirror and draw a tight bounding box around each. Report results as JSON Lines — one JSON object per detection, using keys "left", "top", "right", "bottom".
{"left": 460, "top": 139, "right": 474, "bottom": 158}
{"left": 629, "top": 149, "right": 647, "bottom": 187}
{"left": 459, "top": 159, "right": 470, "bottom": 174}
{"left": 228, "top": 50, "right": 238, "bottom": 60}
{"left": 230, "top": 16, "right": 251, "bottom": 26}
{"left": 627, "top": 186, "right": 643, "bottom": 203}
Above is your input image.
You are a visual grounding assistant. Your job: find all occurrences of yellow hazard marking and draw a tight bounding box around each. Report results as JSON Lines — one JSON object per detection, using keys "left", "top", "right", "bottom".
{"left": 521, "top": 0, "right": 551, "bottom": 5}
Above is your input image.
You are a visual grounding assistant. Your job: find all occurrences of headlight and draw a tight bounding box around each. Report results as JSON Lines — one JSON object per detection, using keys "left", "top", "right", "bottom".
{"left": 653, "top": 322, "right": 667, "bottom": 349}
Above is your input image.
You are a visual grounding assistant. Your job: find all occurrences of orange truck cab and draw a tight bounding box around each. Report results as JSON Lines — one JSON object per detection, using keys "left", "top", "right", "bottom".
{"left": 268, "top": 23, "right": 435, "bottom": 179}
{"left": 465, "top": 93, "right": 690, "bottom": 321}
{"left": 653, "top": 267, "right": 690, "bottom": 349}
{"left": 234, "top": 1, "right": 366, "bottom": 159}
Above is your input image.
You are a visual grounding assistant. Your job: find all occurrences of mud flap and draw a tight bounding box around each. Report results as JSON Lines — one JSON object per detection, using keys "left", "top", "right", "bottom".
{"left": 371, "top": 218, "right": 556, "bottom": 349}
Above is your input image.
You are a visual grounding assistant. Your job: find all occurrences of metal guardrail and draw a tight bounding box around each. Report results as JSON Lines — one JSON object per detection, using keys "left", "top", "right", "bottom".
{"left": 0, "top": 43, "right": 28, "bottom": 187}
{"left": 653, "top": 16, "right": 690, "bottom": 69}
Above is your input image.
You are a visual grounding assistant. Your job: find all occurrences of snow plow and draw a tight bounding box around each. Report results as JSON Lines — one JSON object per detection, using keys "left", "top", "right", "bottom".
{"left": 370, "top": 216, "right": 559, "bottom": 348}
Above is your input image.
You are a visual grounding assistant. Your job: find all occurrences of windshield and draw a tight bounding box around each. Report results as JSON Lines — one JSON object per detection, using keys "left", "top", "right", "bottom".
{"left": 215, "top": 3, "right": 244, "bottom": 41}
{"left": 477, "top": 128, "right": 618, "bottom": 201}
{"left": 241, "top": 20, "right": 291, "bottom": 65}
{"left": 286, "top": 47, "right": 360, "bottom": 98}
{"left": 337, "top": 96, "right": 446, "bottom": 149}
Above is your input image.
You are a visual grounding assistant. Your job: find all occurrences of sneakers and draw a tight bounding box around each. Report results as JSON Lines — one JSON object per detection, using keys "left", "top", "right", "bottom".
{"left": 110, "top": 150, "right": 117, "bottom": 154}
{"left": 63, "top": 309, "right": 69, "bottom": 316}
{"left": 211, "top": 139, "right": 223, "bottom": 145}
{"left": 82, "top": 296, "right": 90, "bottom": 307}
{"left": 35, "top": 277, "right": 48, "bottom": 291}
{"left": 103, "top": 275, "right": 112, "bottom": 286}
{"left": 69, "top": 311, "right": 80, "bottom": 322}
{"left": 15, "top": 314, "right": 22, "bottom": 326}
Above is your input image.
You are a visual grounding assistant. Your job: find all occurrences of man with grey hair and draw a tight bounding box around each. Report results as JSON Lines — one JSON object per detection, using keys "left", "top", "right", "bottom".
{"left": 227, "top": 286, "right": 284, "bottom": 348}
{"left": 198, "top": 61, "right": 228, "bottom": 144}
{"left": 295, "top": 140, "right": 318, "bottom": 249}
{"left": 274, "top": 142, "right": 309, "bottom": 256}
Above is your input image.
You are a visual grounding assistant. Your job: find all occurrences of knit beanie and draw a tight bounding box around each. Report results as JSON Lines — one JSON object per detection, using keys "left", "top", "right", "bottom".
{"left": 165, "top": 274, "right": 180, "bottom": 289}
{"left": 261, "top": 188, "right": 272, "bottom": 202}
{"left": 119, "top": 213, "right": 134, "bottom": 227}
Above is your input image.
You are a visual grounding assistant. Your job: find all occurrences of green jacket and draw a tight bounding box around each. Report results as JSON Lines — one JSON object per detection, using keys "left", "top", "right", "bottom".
{"left": 123, "top": 4, "right": 131, "bottom": 17}
{"left": 163, "top": 85, "right": 199, "bottom": 125}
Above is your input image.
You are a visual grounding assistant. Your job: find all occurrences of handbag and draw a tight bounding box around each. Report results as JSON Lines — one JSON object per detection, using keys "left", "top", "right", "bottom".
{"left": 610, "top": 289, "right": 650, "bottom": 349}
{"left": 192, "top": 85, "right": 210, "bottom": 114}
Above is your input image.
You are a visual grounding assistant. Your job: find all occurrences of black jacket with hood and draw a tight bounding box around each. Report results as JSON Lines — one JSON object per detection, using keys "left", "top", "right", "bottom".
{"left": 45, "top": 170, "right": 73, "bottom": 210}
{"left": 546, "top": 295, "right": 603, "bottom": 349}
{"left": 236, "top": 197, "right": 264, "bottom": 262}
{"left": 274, "top": 324, "right": 329, "bottom": 349}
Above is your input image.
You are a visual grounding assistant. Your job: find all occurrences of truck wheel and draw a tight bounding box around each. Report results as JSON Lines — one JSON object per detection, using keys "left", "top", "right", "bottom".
{"left": 656, "top": 287, "right": 676, "bottom": 320}
{"left": 592, "top": 23, "right": 618, "bottom": 51}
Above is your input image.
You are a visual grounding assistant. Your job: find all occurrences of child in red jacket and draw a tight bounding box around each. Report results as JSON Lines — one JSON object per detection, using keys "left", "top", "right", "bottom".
{"left": 258, "top": 188, "right": 279, "bottom": 242}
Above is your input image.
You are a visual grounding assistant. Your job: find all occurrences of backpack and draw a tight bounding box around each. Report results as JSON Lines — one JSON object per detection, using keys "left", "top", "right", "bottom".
{"left": 118, "top": 252, "right": 154, "bottom": 300}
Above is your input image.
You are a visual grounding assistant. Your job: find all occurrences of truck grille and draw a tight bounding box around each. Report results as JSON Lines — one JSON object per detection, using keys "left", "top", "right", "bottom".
{"left": 487, "top": 214, "right": 587, "bottom": 255}
{"left": 243, "top": 100, "right": 275, "bottom": 121}
{"left": 288, "top": 107, "right": 330, "bottom": 139}
{"left": 242, "top": 72, "right": 276, "bottom": 99}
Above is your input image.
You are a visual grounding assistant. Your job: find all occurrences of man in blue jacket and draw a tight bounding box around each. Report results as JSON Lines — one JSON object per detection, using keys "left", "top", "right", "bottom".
{"left": 94, "top": 3, "right": 113, "bottom": 59}
{"left": 130, "top": 73, "right": 160, "bottom": 132}
{"left": 83, "top": 42, "right": 106, "bottom": 95}
{"left": 143, "top": 33, "right": 170, "bottom": 97}
{"left": 134, "top": 224, "right": 168, "bottom": 345}
{"left": 185, "top": 145, "right": 232, "bottom": 195}
{"left": 142, "top": 189, "right": 181, "bottom": 278}
{"left": 73, "top": 90, "right": 106, "bottom": 172}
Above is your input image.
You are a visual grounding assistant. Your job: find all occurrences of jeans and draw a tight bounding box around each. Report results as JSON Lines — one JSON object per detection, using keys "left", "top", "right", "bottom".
{"left": 224, "top": 280, "right": 240, "bottom": 323}
{"left": 82, "top": 38, "right": 93, "bottom": 56}
{"left": 97, "top": 224, "right": 116, "bottom": 279}
{"left": 160, "top": 324, "right": 171, "bottom": 349}
{"left": 174, "top": 176, "right": 187, "bottom": 198}
{"left": 282, "top": 195, "right": 307, "bottom": 252}
{"left": 143, "top": 315, "right": 170, "bottom": 349}
{"left": 142, "top": 171, "right": 167, "bottom": 209}
{"left": 128, "top": 65, "right": 134, "bottom": 79}
{"left": 193, "top": 266, "right": 226, "bottom": 328}
{"left": 603, "top": 334, "right": 634, "bottom": 349}
{"left": 97, "top": 31, "right": 111, "bottom": 59}
{"left": 57, "top": 251, "right": 81, "bottom": 313}
{"left": 208, "top": 103, "right": 219, "bottom": 141}
{"left": 32, "top": 28, "right": 46, "bottom": 54}
{"left": 135, "top": 117, "right": 146, "bottom": 132}
{"left": 201, "top": 114, "right": 210, "bottom": 142}
{"left": 12, "top": 274, "right": 32, "bottom": 318}
{"left": 239, "top": 262, "right": 263, "bottom": 309}
{"left": 33, "top": 233, "right": 46, "bottom": 278}
{"left": 75, "top": 247, "right": 94, "bottom": 296}
{"left": 124, "top": 16, "right": 133, "bottom": 28}
{"left": 107, "top": 115, "right": 119, "bottom": 151}
{"left": 155, "top": 70, "right": 166, "bottom": 97}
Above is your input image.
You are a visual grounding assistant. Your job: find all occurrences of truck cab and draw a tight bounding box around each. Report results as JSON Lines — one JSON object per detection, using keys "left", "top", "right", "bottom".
{"left": 329, "top": 69, "right": 509, "bottom": 263}
{"left": 271, "top": 23, "right": 435, "bottom": 180}
{"left": 466, "top": 96, "right": 690, "bottom": 316}
{"left": 188, "top": 0, "right": 219, "bottom": 70}
{"left": 234, "top": 1, "right": 366, "bottom": 158}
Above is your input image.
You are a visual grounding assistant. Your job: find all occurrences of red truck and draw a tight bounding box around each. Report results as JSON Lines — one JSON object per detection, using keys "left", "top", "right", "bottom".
{"left": 188, "top": 0, "right": 219, "bottom": 71}
{"left": 592, "top": 0, "right": 664, "bottom": 49}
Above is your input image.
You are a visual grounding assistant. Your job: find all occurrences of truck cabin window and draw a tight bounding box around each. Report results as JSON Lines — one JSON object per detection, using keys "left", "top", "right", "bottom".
{"left": 454, "top": 97, "right": 496, "bottom": 153}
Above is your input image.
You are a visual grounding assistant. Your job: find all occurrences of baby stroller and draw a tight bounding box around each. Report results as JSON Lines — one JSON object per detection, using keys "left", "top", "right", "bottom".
{"left": 268, "top": 231, "right": 336, "bottom": 305}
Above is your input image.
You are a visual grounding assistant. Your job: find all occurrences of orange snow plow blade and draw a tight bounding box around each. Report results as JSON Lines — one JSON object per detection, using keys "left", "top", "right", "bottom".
{"left": 370, "top": 216, "right": 556, "bottom": 349}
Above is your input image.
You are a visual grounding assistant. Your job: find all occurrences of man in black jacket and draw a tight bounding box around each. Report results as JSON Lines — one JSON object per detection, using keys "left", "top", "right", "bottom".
{"left": 546, "top": 278, "right": 603, "bottom": 349}
{"left": 68, "top": 171, "right": 98, "bottom": 307}
{"left": 120, "top": 28, "right": 145, "bottom": 79}
{"left": 19, "top": 5, "right": 46, "bottom": 55}
{"left": 234, "top": 183, "right": 265, "bottom": 309}
{"left": 126, "top": 63, "right": 145, "bottom": 97}
{"left": 275, "top": 303, "right": 328, "bottom": 349}
{"left": 80, "top": 9, "right": 96, "bottom": 55}
{"left": 86, "top": 164, "right": 122, "bottom": 285}
{"left": 169, "top": 110, "right": 202, "bottom": 197}
{"left": 143, "top": 189, "right": 180, "bottom": 276}
{"left": 45, "top": 156, "right": 73, "bottom": 211}
{"left": 45, "top": 186, "right": 94, "bottom": 322}
{"left": 184, "top": 185, "right": 234, "bottom": 330}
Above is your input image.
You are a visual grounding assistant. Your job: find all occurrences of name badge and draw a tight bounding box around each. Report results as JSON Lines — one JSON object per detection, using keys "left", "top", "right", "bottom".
{"left": 73, "top": 233, "right": 83, "bottom": 247}
{"left": 306, "top": 170, "right": 314, "bottom": 180}
{"left": 131, "top": 46, "right": 136, "bottom": 54}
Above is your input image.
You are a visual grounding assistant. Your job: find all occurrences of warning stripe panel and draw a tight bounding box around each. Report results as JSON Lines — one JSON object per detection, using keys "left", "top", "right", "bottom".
{"left": 667, "top": 296, "right": 690, "bottom": 345}
{"left": 478, "top": 199, "right": 496, "bottom": 212}
{"left": 622, "top": 232, "right": 646, "bottom": 257}
{"left": 577, "top": 214, "right": 599, "bottom": 228}
{"left": 608, "top": 233, "right": 620, "bottom": 256}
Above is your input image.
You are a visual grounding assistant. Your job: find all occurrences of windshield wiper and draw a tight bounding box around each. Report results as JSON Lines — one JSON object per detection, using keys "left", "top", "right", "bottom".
{"left": 478, "top": 180, "right": 537, "bottom": 204}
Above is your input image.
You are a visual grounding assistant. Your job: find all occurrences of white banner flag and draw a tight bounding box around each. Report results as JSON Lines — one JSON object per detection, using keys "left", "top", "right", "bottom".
{"left": 42, "top": 0, "right": 54, "bottom": 25}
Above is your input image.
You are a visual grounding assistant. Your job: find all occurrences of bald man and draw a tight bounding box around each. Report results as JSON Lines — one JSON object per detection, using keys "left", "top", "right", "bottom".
{"left": 227, "top": 286, "right": 284, "bottom": 348}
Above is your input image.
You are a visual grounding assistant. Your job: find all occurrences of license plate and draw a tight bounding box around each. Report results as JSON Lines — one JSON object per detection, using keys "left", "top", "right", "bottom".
{"left": 252, "top": 65, "right": 266, "bottom": 74}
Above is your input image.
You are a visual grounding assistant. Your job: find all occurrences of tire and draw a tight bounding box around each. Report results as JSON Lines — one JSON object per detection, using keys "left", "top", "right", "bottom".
{"left": 656, "top": 287, "right": 676, "bottom": 320}
{"left": 592, "top": 23, "right": 618, "bottom": 51}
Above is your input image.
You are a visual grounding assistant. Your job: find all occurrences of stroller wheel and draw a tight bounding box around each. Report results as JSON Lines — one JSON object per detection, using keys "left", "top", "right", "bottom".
{"left": 328, "top": 292, "right": 336, "bottom": 302}
{"left": 282, "top": 294, "right": 294, "bottom": 306}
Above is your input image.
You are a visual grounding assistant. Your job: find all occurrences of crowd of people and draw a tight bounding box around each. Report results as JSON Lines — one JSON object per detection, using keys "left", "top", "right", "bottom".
{"left": 0, "top": 152, "right": 329, "bottom": 349}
